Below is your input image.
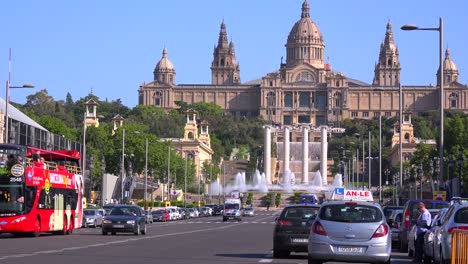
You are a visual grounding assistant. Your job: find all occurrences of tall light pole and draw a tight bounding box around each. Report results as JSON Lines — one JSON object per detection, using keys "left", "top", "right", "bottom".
{"left": 4, "top": 49, "right": 34, "bottom": 144}
{"left": 183, "top": 151, "right": 189, "bottom": 208}
{"left": 121, "top": 129, "right": 125, "bottom": 203}
{"left": 401, "top": 17, "right": 444, "bottom": 192}
{"left": 379, "top": 115, "right": 382, "bottom": 204}
{"left": 144, "top": 138, "right": 148, "bottom": 210}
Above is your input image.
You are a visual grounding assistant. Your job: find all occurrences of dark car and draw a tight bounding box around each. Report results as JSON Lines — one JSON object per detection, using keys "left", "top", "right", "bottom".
{"left": 398, "top": 199, "right": 449, "bottom": 253}
{"left": 273, "top": 204, "right": 320, "bottom": 258}
{"left": 102, "top": 205, "right": 147, "bottom": 235}
{"left": 151, "top": 210, "right": 167, "bottom": 222}
{"left": 382, "top": 205, "right": 403, "bottom": 220}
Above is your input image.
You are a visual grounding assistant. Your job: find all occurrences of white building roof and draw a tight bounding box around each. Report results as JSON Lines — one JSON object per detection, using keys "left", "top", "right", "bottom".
{"left": 0, "top": 97, "right": 48, "bottom": 131}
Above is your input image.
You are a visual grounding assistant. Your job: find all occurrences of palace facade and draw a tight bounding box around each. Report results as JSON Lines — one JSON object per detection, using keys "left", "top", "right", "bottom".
{"left": 138, "top": 0, "right": 467, "bottom": 126}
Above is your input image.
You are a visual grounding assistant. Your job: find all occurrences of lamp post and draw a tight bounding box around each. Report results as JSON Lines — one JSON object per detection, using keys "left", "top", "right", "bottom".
{"left": 183, "top": 151, "right": 190, "bottom": 208}
{"left": 457, "top": 148, "right": 463, "bottom": 197}
{"left": 401, "top": 18, "right": 444, "bottom": 191}
{"left": 4, "top": 49, "right": 34, "bottom": 144}
{"left": 448, "top": 152, "right": 455, "bottom": 198}
{"left": 101, "top": 155, "right": 106, "bottom": 207}
{"left": 144, "top": 138, "right": 148, "bottom": 210}
{"left": 121, "top": 129, "right": 125, "bottom": 203}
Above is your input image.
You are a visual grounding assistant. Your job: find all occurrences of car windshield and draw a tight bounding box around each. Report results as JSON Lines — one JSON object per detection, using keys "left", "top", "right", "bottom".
{"left": 245, "top": 208, "right": 253, "bottom": 211}
{"left": 320, "top": 204, "right": 383, "bottom": 223}
{"left": 84, "top": 210, "right": 96, "bottom": 216}
{"left": 225, "top": 204, "right": 239, "bottom": 210}
{"left": 110, "top": 207, "right": 138, "bottom": 216}
{"left": 282, "top": 207, "right": 319, "bottom": 220}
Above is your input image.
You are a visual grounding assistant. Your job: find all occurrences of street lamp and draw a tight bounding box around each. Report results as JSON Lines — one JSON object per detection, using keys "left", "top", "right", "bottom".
{"left": 457, "top": 147, "right": 463, "bottom": 197}
{"left": 401, "top": 18, "right": 444, "bottom": 191}
{"left": 101, "top": 155, "right": 106, "bottom": 207}
{"left": 121, "top": 129, "right": 125, "bottom": 203}
{"left": 5, "top": 82, "right": 34, "bottom": 143}
{"left": 144, "top": 138, "right": 148, "bottom": 210}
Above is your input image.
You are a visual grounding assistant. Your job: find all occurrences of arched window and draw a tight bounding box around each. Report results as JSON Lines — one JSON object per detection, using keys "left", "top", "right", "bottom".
{"left": 188, "top": 132, "right": 194, "bottom": 140}
{"left": 404, "top": 133, "right": 410, "bottom": 143}
{"left": 221, "top": 59, "right": 225, "bottom": 66}
{"left": 388, "top": 59, "right": 392, "bottom": 66}
{"left": 334, "top": 92, "right": 341, "bottom": 107}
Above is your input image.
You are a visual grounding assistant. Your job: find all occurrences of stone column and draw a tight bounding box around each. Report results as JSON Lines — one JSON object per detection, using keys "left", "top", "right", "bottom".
{"left": 302, "top": 126, "right": 309, "bottom": 184}
{"left": 320, "top": 126, "right": 328, "bottom": 185}
{"left": 283, "top": 126, "right": 291, "bottom": 181}
{"left": 263, "top": 126, "right": 272, "bottom": 184}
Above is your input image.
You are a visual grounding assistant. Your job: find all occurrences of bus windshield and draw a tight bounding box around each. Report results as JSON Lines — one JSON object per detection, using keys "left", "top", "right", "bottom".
{"left": 0, "top": 184, "right": 24, "bottom": 214}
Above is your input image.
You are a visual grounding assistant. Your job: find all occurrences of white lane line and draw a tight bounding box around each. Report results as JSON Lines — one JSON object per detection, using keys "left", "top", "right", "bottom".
{"left": 258, "top": 259, "right": 273, "bottom": 263}
{"left": 0, "top": 223, "right": 240, "bottom": 261}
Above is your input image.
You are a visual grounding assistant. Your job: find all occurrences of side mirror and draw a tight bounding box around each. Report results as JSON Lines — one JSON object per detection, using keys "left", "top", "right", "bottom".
{"left": 274, "top": 217, "right": 278, "bottom": 222}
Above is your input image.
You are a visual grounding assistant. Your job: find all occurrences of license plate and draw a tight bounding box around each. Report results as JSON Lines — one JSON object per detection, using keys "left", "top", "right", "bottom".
{"left": 338, "top": 247, "right": 364, "bottom": 253}
{"left": 113, "top": 224, "right": 125, "bottom": 228}
{"left": 292, "top": 238, "right": 308, "bottom": 243}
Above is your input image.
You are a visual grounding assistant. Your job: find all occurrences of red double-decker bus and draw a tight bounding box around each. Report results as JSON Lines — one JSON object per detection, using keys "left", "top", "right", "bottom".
{"left": 0, "top": 144, "right": 83, "bottom": 237}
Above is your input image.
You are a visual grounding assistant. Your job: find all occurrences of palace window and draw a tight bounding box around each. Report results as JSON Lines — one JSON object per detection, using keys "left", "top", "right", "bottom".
{"left": 154, "top": 91, "right": 162, "bottom": 106}
{"left": 363, "top": 112, "right": 369, "bottom": 117}
{"left": 284, "top": 93, "right": 293, "bottom": 107}
{"left": 374, "top": 112, "right": 380, "bottom": 117}
{"left": 298, "top": 115, "right": 310, "bottom": 124}
{"left": 351, "top": 112, "right": 358, "bottom": 117}
{"left": 283, "top": 115, "right": 292, "bottom": 125}
{"left": 385, "top": 112, "right": 392, "bottom": 117}
{"left": 449, "top": 92, "right": 458, "bottom": 109}
{"left": 299, "top": 92, "right": 309, "bottom": 107}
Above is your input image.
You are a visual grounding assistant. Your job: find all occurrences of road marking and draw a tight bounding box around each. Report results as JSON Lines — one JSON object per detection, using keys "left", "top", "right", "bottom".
{"left": 258, "top": 259, "right": 273, "bottom": 263}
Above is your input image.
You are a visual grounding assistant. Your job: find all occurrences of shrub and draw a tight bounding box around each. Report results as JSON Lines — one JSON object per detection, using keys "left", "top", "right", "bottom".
{"left": 265, "top": 193, "right": 272, "bottom": 206}
{"left": 246, "top": 192, "right": 253, "bottom": 205}
{"left": 275, "top": 193, "right": 281, "bottom": 207}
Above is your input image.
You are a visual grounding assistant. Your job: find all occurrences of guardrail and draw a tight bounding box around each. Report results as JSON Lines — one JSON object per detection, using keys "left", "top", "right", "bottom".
{"left": 451, "top": 230, "right": 468, "bottom": 264}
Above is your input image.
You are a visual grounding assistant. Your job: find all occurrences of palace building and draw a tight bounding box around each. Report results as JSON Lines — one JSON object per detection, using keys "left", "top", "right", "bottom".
{"left": 138, "top": 0, "right": 467, "bottom": 126}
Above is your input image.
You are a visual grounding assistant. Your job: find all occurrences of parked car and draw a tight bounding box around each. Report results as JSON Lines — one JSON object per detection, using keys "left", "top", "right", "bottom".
{"left": 308, "top": 200, "right": 391, "bottom": 264}
{"left": 273, "top": 204, "right": 320, "bottom": 258}
{"left": 101, "top": 205, "right": 147, "bottom": 235}
{"left": 144, "top": 210, "right": 153, "bottom": 224}
{"left": 388, "top": 209, "right": 403, "bottom": 247}
{"left": 243, "top": 207, "right": 255, "bottom": 217}
{"left": 424, "top": 207, "right": 449, "bottom": 263}
{"left": 83, "top": 209, "right": 104, "bottom": 228}
{"left": 433, "top": 199, "right": 468, "bottom": 264}
{"left": 151, "top": 210, "right": 167, "bottom": 222}
{"left": 186, "top": 208, "right": 197, "bottom": 218}
{"left": 407, "top": 208, "right": 440, "bottom": 257}
{"left": 382, "top": 205, "right": 403, "bottom": 220}
{"left": 399, "top": 199, "right": 449, "bottom": 253}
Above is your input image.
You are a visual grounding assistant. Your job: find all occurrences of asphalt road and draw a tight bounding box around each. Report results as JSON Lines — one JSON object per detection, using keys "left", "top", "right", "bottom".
{"left": 0, "top": 211, "right": 414, "bottom": 264}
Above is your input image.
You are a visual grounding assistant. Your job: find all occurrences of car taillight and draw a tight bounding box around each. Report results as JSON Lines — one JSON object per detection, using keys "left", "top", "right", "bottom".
{"left": 448, "top": 226, "right": 468, "bottom": 234}
{"left": 277, "top": 220, "right": 292, "bottom": 226}
{"left": 312, "top": 221, "right": 327, "bottom": 236}
{"left": 404, "top": 210, "right": 410, "bottom": 229}
{"left": 372, "top": 224, "right": 389, "bottom": 238}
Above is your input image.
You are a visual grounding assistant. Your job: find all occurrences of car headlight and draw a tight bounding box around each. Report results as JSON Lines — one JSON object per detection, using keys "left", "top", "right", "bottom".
{"left": 86, "top": 218, "right": 92, "bottom": 221}
{"left": 11, "top": 216, "right": 26, "bottom": 223}
{"left": 427, "top": 233, "right": 434, "bottom": 242}
{"left": 103, "top": 220, "right": 112, "bottom": 224}
{"left": 126, "top": 220, "right": 135, "bottom": 224}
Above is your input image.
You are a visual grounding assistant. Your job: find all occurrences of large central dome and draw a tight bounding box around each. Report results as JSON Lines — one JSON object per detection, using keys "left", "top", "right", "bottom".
{"left": 285, "top": 0, "right": 325, "bottom": 69}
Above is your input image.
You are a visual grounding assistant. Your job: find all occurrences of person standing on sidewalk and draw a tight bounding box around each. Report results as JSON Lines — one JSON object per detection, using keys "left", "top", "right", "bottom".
{"left": 414, "top": 202, "right": 431, "bottom": 263}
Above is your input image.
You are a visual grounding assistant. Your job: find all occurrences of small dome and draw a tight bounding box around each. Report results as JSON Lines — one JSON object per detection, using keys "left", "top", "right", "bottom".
{"left": 444, "top": 48, "right": 458, "bottom": 71}
{"left": 287, "top": 0, "right": 323, "bottom": 45}
{"left": 155, "top": 48, "right": 174, "bottom": 72}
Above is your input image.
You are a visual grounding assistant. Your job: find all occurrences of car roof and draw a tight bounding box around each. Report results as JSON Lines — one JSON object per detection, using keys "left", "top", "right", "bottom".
{"left": 322, "top": 200, "right": 381, "bottom": 207}
{"left": 284, "top": 204, "right": 321, "bottom": 208}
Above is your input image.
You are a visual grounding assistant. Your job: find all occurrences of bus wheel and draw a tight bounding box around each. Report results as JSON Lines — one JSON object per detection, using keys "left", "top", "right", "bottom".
{"left": 61, "top": 217, "right": 68, "bottom": 235}
{"left": 31, "top": 217, "right": 41, "bottom": 237}
{"left": 67, "top": 219, "right": 73, "bottom": 235}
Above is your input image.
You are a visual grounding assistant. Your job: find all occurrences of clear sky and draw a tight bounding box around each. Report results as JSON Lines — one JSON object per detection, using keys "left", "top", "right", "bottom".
{"left": 1, "top": 0, "right": 467, "bottom": 108}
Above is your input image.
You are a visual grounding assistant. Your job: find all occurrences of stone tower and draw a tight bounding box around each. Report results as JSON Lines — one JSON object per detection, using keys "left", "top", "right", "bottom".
{"left": 373, "top": 20, "right": 401, "bottom": 87}
{"left": 154, "top": 48, "right": 176, "bottom": 85}
{"left": 183, "top": 109, "right": 199, "bottom": 141}
{"left": 198, "top": 120, "right": 211, "bottom": 148}
{"left": 211, "top": 20, "right": 240, "bottom": 85}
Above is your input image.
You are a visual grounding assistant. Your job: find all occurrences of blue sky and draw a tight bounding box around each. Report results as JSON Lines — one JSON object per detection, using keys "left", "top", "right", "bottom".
{"left": 1, "top": 0, "right": 467, "bottom": 108}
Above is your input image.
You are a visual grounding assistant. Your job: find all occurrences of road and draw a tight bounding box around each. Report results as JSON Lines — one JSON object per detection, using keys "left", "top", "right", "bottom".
{"left": 0, "top": 211, "right": 413, "bottom": 264}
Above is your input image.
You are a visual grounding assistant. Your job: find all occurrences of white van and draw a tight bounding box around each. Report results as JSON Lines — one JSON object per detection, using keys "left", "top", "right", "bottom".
{"left": 223, "top": 198, "right": 242, "bottom": 222}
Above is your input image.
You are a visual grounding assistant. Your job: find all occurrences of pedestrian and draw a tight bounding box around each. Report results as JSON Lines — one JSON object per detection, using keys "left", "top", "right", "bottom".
{"left": 164, "top": 210, "right": 170, "bottom": 222}
{"left": 414, "top": 202, "right": 431, "bottom": 263}
{"left": 266, "top": 203, "right": 270, "bottom": 211}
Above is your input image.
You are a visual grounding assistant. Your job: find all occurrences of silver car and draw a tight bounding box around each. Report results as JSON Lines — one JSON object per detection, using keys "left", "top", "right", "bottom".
{"left": 307, "top": 201, "right": 391, "bottom": 264}
{"left": 433, "top": 200, "right": 468, "bottom": 264}
{"left": 83, "top": 209, "right": 104, "bottom": 227}
{"left": 424, "top": 208, "right": 449, "bottom": 262}
{"left": 388, "top": 209, "right": 403, "bottom": 247}
{"left": 243, "top": 207, "right": 255, "bottom": 217}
